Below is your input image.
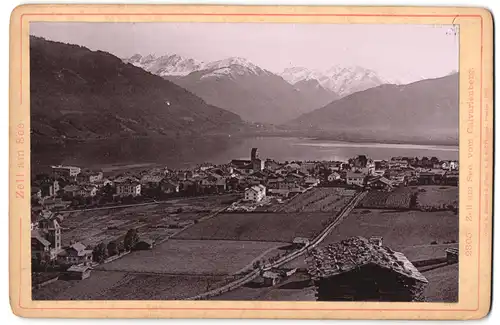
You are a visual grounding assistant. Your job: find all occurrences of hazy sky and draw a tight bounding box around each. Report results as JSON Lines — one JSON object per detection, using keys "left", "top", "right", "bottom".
{"left": 30, "top": 22, "right": 458, "bottom": 83}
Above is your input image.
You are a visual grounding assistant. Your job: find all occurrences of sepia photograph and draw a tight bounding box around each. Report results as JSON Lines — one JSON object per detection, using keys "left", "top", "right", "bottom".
{"left": 28, "top": 21, "right": 460, "bottom": 303}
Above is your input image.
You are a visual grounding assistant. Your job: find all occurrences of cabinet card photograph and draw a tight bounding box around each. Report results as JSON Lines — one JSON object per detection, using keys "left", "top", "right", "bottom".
{"left": 9, "top": 4, "right": 493, "bottom": 320}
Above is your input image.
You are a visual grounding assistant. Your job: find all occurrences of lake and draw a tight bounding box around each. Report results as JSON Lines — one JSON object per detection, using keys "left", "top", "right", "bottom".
{"left": 31, "top": 136, "right": 459, "bottom": 173}
{"left": 208, "top": 137, "right": 459, "bottom": 163}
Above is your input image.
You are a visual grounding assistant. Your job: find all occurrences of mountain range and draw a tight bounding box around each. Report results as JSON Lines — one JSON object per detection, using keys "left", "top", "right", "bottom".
{"left": 30, "top": 37, "right": 243, "bottom": 141}
{"left": 280, "top": 66, "right": 392, "bottom": 98}
{"left": 287, "top": 73, "right": 459, "bottom": 142}
{"left": 123, "top": 53, "right": 204, "bottom": 77}
{"left": 124, "top": 53, "right": 402, "bottom": 124}
{"left": 167, "top": 58, "right": 338, "bottom": 124}
{"left": 31, "top": 38, "right": 458, "bottom": 145}
{"left": 125, "top": 54, "right": 373, "bottom": 123}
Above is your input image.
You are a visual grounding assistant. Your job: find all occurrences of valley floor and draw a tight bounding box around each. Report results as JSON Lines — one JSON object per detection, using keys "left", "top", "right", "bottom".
{"left": 33, "top": 186, "right": 458, "bottom": 302}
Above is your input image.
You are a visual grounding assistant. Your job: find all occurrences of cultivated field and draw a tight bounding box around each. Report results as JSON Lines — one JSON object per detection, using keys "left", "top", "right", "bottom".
{"left": 421, "top": 264, "right": 459, "bottom": 302}
{"left": 174, "top": 212, "right": 335, "bottom": 242}
{"left": 399, "top": 243, "right": 458, "bottom": 262}
{"left": 320, "top": 209, "right": 458, "bottom": 251}
{"left": 358, "top": 187, "right": 416, "bottom": 210}
{"left": 33, "top": 271, "right": 237, "bottom": 300}
{"left": 96, "top": 239, "right": 288, "bottom": 275}
{"left": 60, "top": 194, "right": 239, "bottom": 247}
{"left": 210, "top": 272, "right": 316, "bottom": 301}
{"left": 416, "top": 186, "right": 458, "bottom": 210}
{"left": 274, "top": 188, "right": 356, "bottom": 213}
{"left": 358, "top": 186, "right": 458, "bottom": 211}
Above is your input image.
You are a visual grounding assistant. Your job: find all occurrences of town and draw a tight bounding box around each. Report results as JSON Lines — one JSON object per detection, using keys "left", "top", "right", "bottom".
{"left": 31, "top": 148, "right": 459, "bottom": 301}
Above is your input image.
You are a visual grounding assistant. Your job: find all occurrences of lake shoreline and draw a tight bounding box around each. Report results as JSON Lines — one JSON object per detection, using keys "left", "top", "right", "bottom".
{"left": 31, "top": 135, "right": 459, "bottom": 173}
{"left": 33, "top": 131, "right": 459, "bottom": 148}
{"left": 309, "top": 136, "right": 458, "bottom": 147}
{"left": 243, "top": 133, "right": 458, "bottom": 147}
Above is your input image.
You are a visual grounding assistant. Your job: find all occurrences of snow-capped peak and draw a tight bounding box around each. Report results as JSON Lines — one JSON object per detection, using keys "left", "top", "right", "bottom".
{"left": 281, "top": 67, "right": 312, "bottom": 84}
{"left": 281, "top": 65, "right": 389, "bottom": 97}
{"left": 123, "top": 53, "right": 204, "bottom": 77}
{"left": 123, "top": 54, "right": 269, "bottom": 79}
{"left": 205, "top": 57, "right": 264, "bottom": 74}
{"left": 206, "top": 57, "right": 251, "bottom": 68}
{"left": 128, "top": 53, "right": 142, "bottom": 62}
{"left": 200, "top": 57, "right": 269, "bottom": 80}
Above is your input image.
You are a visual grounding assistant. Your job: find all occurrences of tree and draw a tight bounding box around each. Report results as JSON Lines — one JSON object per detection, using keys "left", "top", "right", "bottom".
{"left": 92, "top": 243, "right": 108, "bottom": 263}
{"left": 107, "top": 241, "right": 119, "bottom": 256}
{"left": 99, "top": 184, "right": 115, "bottom": 202}
{"left": 124, "top": 228, "right": 139, "bottom": 251}
{"left": 116, "top": 241, "right": 125, "bottom": 253}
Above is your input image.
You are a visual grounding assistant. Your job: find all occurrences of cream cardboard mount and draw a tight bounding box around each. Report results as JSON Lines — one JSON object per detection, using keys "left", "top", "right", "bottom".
{"left": 8, "top": 4, "right": 493, "bottom": 320}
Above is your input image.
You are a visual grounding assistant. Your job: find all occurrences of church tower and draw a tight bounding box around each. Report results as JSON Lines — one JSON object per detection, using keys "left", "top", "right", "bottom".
{"left": 251, "top": 148, "right": 259, "bottom": 161}
{"left": 251, "top": 148, "right": 264, "bottom": 171}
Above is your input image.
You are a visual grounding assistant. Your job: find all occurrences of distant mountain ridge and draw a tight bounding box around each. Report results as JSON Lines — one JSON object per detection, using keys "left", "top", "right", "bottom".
{"left": 280, "top": 65, "right": 391, "bottom": 98}
{"left": 124, "top": 54, "right": 339, "bottom": 124}
{"left": 123, "top": 53, "right": 204, "bottom": 77}
{"left": 30, "top": 37, "right": 243, "bottom": 141}
{"left": 288, "top": 73, "right": 459, "bottom": 142}
{"left": 123, "top": 54, "right": 271, "bottom": 79}
{"left": 294, "top": 79, "right": 340, "bottom": 107}
{"left": 167, "top": 59, "right": 310, "bottom": 124}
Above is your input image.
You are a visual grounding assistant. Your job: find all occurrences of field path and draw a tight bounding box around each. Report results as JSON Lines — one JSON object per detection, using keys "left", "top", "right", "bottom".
{"left": 187, "top": 190, "right": 367, "bottom": 300}
{"left": 307, "top": 191, "right": 367, "bottom": 246}
{"left": 60, "top": 194, "right": 237, "bottom": 213}
{"left": 171, "top": 202, "right": 237, "bottom": 239}
{"left": 231, "top": 245, "right": 283, "bottom": 275}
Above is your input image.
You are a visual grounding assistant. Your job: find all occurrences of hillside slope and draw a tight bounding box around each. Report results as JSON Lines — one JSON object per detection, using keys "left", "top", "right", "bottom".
{"left": 288, "top": 74, "right": 459, "bottom": 141}
{"left": 30, "top": 37, "right": 243, "bottom": 141}
{"left": 169, "top": 60, "right": 307, "bottom": 124}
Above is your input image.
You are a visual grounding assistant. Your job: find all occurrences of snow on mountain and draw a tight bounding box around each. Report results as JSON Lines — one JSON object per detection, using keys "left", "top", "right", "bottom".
{"left": 204, "top": 57, "right": 262, "bottom": 73}
{"left": 123, "top": 53, "right": 204, "bottom": 77}
{"left": 123, "top": 54, "right": 339, "bottom": 124}
{"left": 281, "top": 66, "right": 392, "bottom": 98}
{"left": 200, "top": 57, "right": 271, "bottom": 80}
{"left": 281, "top": 67, "right": 322, "bottom": 85}
{"left": 125, "top": 53, "right": 388, "bottom": 96}
{"left": 124, "top": 54, "right": 270, "bottom": 80}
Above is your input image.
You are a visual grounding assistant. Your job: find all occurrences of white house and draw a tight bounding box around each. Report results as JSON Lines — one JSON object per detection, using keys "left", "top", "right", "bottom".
{"left": 244, "top": 185, "right": 266, "bottom": 202}
{"left": 79, "top": 185, "right": 98, "bottom": 197}
{"left": 116, "top": 181, "right": 141, "bottom": 197}
{"left": 57, "top": 242, "right": 93, "bottom": 266}
{"left": 443, "top": 161, "right": 459, "bottom": 171}
{"left": 346, "top": 172, "right": 365, "bottom": 187}
{"left": 327, "top": 172, "right": 341, "bottom": 182}
{"left": 51, "top": 165, "right": 81, "bottom": 179}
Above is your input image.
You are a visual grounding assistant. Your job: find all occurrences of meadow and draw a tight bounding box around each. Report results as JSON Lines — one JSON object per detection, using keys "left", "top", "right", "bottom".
{"left": 174, "top": 212, "right": 335, "bottom": 243}
{"left": 96, "top": 239, "right": 288, "bottom": 275}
